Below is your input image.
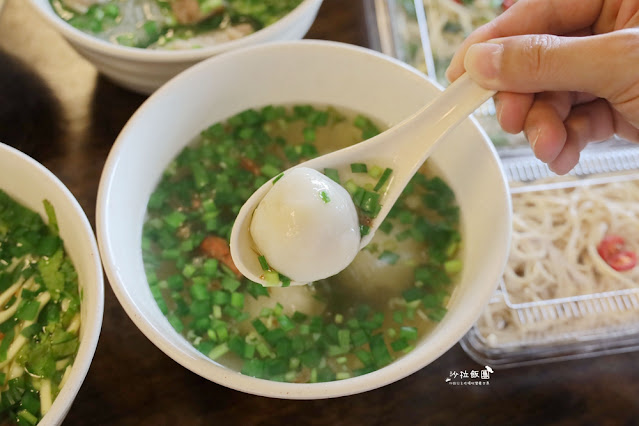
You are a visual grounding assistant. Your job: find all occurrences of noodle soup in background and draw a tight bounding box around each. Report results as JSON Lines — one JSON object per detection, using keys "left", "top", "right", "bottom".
{"left": 49, "top": 0, "right": 304, "bottom": 50}
{"left": 28, "top": 0, "right": 324, "bottom": 93}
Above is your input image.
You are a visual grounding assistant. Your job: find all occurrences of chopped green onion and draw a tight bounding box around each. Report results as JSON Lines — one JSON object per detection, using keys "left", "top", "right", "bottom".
{"left": 280, "top": 275, "right": 291, "bottom": 287}
{"left": 444, "top": 259, "right": 463, "bottom": 275}
{"left": 16, "top": 410, "right": 38, "bottom": 426}
{"left": 402, "top": 287, "right": 424, "bottom": 302}
{"left": 400, "top": 326, "right": 419, "bottom": 341}
{"left": 260, "top": 164, "right": 280, "bottom": 178}
{"left": 189, "top": 282, "right": 209, "bottom": 301}
{"left": 350, "top": 163, "right": 368, "bottom": 173}
{"left": 208, "top": 343, "right": 229, "bottom": 360}
{"left": 230, "top": 292, "right": 244, "bottom": 309}
{"left": 324, "top": 168, "right": 340, "bottom": 184}
{"left": 368, "top": 165, "right": 383, "bottom": 179}
{"left": 164, "top": 211, "right": 186, "bottom": 228}
{"left": 252, "top": 319, "right": 268, "bottom": 335}
{"left": 391, "top": 338, "right": 409, "bottom": 352}
{"left": 359, "top": 191, "right": 380, "bottom": 215}
{"left": 379, "top": 222, "right": 393, "bottom": 234}
{"left": 263, "top": 270, "right": 280, "bottom": 286}
{"left": 273, "top": 172, "right": 284, "bottom": 184}
{"left": 369, "top": 334, "right": 392, "bottom": 367}
{"left": 374, "top": 168, "right": 393, "bottom": 191}
{"left": 292, "top": 311, "right": 308, "bottom": 322}
{"left": 258, "top": 255, "right": 270, "bottom": 271}
{"left": 303, "top": 127, "right": 316, "bottom": 142}
{"left": 320, "top": 191, "right": 330, "bottom": 203}
{"left": 211, "top": 290, "right": 230, "bottom": 305}
{"left": 344, "top": 179, "right": 358, "bottom": 195}
{"left": 355, "top": 349, "right": 373, "bottom": 366}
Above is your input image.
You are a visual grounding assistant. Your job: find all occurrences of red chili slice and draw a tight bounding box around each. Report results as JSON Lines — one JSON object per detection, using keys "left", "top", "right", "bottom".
{"left": 597, "top": 235, "right": 625, "bottom": 261}
{"left": 597, "top": 234, "right": 637, "bottom": 272}
{"left": 607, "top": 251, "right": 638, "bottom": 272}
{"left": 502, "top": 0, "right": 516, "bottom": 10}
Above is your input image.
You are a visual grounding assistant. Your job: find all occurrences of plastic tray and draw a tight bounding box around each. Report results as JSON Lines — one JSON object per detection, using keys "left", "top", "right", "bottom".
{"left": 464, "top": 147, "right": 639, "bottom": 367}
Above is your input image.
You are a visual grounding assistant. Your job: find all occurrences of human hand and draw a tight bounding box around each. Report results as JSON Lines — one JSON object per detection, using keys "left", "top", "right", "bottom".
{"left": 446, "top": 0, "right": 639, "bottom": 174}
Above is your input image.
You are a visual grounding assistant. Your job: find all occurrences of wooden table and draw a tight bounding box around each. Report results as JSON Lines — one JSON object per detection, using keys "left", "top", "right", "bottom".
{"left": 1, "top": 1, "right": 638, "bottom": 424}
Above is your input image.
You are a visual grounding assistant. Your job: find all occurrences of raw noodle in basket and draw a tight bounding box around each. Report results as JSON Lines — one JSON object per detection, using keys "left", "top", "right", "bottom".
{"left": 476, "top": 177, "right": 639, "bottom": 347}
{"left": 505, "top": 178, "right": 639, "bottom": 304}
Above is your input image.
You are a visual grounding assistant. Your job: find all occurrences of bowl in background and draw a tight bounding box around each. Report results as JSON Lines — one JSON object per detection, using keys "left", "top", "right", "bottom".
{"left": 27, "top": 0, "right": 323, "bottom": 94}
{"left": 96, "top": 40, "right": 511, "bottom": 399}
{"left": 0, "top": 143, "right": 104, "bottom": 424}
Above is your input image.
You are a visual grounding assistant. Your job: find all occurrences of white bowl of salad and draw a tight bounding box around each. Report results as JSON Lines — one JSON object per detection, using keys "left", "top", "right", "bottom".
{"left": 27, "top": 0, "right": 323, "bottom": 94}
{"left": 0, "top": 143, "right": 104, "bottom": 425}
{"left": 97, "top": 40, "right": 511, "bottom": 398}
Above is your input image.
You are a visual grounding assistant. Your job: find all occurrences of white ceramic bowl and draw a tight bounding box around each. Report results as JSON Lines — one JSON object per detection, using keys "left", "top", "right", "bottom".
{"left": 27, "top": 0, "right": 323, "bottom": 94}
{"left": 97, "top": 40, "right": 511, "bottom": 399}
{"left": 0, "top": 143, "right": 104, "bottom": 424}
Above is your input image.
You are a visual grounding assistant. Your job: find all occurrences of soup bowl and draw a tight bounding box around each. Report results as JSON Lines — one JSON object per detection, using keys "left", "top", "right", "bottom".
{"left": 0, "top": 143, "right": 104, "bottom": 424}
{"left": 26, "top": 0, "right": 323, "bottom": 94}
{"left": 96, "top": 40, "right": 511, "bottom": 399}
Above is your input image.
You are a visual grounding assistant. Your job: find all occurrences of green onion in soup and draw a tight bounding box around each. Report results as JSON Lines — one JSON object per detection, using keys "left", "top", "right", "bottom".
{"left": 51, "top": 0, "right": 304, "bottom": 49}
{"left": 142, "top": 104, "right": 462, "bottom": 383}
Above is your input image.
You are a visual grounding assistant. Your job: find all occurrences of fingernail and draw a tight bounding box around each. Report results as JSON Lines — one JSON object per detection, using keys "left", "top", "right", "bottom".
{"left": 464, "top": 43, "right": 503, "bottom": 83}
{"left": 526, "top": 126, "right": 541, "bottom": 151}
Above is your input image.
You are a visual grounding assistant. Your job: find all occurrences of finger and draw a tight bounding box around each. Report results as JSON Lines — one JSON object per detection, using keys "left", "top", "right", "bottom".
{"left": 494, "top": 92, "right": 534, "bottom": 134}
{"left": 523, "top": 92, "right": 573, "bottom": 163}
{"left": 462, "top": 30, "right": 639, "bottom": 100}
{"left": 445, "top": 0, "right": 604, "bottom": 82}
{"left": 608, "top": 1, "right": 639, "bottom": 31}
{"left": 547, "top": 137, "right": 581, "bottom": 175}
{"left": 565, "top": 98, "right": 616, "bottom": 147}
{"left": 613, "top": 110, "right": 639, "bottom": 143}
{"left": 548, "top": 99, "right": 616, "bottom": 174}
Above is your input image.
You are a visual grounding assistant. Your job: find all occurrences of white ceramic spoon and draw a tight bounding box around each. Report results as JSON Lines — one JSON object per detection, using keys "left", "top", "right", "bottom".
{"left": 230, "top": 73, "right": 495, "bottom": 286}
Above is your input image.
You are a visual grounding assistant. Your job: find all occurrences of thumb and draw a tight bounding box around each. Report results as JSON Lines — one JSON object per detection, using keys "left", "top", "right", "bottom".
{"left": 463, "top": 30, "right": 639, "bottom": 100}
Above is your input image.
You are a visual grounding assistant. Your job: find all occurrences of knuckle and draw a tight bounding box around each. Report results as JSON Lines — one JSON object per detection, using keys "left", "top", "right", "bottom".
{"left": 522, "top": 34, "right": 562, "bottom": 78}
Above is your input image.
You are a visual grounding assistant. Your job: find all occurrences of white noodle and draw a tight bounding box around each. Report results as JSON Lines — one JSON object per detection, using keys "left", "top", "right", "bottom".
{"left": 0, "top": 292, "right": 51, "bottom": 369}
{"left": 40, "top": 379, "right": 52, "bottom": 417}
{"left": 477, "top": 179, "right": 639, "bottom": 347}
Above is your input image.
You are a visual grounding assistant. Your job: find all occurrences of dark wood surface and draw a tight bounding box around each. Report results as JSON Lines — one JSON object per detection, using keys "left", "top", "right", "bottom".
{"left": 1, "top": 0, "right": 638, "bottom": 424}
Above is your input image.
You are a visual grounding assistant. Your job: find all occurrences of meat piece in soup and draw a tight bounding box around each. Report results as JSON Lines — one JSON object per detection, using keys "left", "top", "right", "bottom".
{"left": 169, "top": 0, "right": 224, "bottom": 25}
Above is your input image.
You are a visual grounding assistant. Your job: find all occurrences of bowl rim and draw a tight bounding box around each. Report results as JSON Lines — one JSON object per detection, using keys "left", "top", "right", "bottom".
{"left": 27, "top": 0, "right": 323, "bottom": 63}
{"left": 97, "top": 39, "right": 511, "bottom": 399}
{"left": 0, "top": 142, "right": 105, "bottom": 421}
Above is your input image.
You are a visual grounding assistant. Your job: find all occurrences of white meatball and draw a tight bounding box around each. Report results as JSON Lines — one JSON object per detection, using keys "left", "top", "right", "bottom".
{"left": 250, "top": 167, "right": 360, "bottom": 283}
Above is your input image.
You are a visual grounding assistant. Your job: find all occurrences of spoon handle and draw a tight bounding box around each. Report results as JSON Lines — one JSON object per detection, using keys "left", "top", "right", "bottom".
{"left": 399, "top": 73, "right": 496, "bottom": 163}
{"left": 359, "top": 74, "right": 495, "bottom": 248}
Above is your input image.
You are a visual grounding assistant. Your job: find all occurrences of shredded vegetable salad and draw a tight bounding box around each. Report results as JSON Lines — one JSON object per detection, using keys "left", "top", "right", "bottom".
{"left": 0, "top": 191, "right": 81, "bottom": 425}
